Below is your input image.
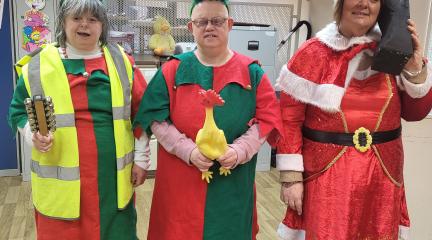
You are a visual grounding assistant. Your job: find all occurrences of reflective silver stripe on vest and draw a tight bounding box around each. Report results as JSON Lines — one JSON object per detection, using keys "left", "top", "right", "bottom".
{"left": 28, "top": 54, "right": 44, "bottom": 96}
{"left": 55, "top": 113, "right": 75, "bottom": 127}
{"left": 27, "top": 50, "right": 76, "bottom": 129}
{"left": 106, "top": 44, "right": 131, "bottom": 120}
{"left": 112, "top": 107, "right": 126, "bottom": 120}
{"left": 117, "top": 152, "right": 134, "bottom": 170}
{"left": 31, "top": 160, "right": 80, "bottom": 181}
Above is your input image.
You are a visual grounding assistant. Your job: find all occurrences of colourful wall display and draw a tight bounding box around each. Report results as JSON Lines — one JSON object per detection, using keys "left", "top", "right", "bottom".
{"left": 22, "top": 0, "right": 51, "bottom": 52}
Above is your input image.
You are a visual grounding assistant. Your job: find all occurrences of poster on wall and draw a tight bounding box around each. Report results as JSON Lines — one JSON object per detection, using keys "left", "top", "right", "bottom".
{"left": 22, "top": 0, "right": 51, "bottom": 52}
{"left": 0, "top": 0, "right": 4, "bottom": 30}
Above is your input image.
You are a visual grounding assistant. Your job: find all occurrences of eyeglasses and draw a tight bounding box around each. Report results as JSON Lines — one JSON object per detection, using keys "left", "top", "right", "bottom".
{"left": 191, "top": 17, "right": 228, "bottom": 28}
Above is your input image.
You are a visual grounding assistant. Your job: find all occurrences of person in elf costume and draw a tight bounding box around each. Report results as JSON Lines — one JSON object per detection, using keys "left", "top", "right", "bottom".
{"left": 276, "top": 0, "right": 432, "bottom": 239}
{"left": 134, "top": 0, "right": 282, "bottom": 239}
{"left": 8, "top": 0, "right": 149, "bottom": 239}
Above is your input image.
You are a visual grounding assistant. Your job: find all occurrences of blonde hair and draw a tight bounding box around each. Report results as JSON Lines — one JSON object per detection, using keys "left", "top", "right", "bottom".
{"left": 333, "top": 0, "right": 384, "bottom": 25}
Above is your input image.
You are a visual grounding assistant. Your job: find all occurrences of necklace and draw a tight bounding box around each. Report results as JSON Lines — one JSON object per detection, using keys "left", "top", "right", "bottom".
{"left": 60, "top": 46, "right": 104, "bottom": 59}
{"left": 60, "top": 47, "right": 69, "bottom": 59}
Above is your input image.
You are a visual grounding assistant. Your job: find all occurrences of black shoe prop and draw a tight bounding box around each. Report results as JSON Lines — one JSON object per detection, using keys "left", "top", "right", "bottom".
{"left": 372, "top": 0, "right": 413, "bottom": 75}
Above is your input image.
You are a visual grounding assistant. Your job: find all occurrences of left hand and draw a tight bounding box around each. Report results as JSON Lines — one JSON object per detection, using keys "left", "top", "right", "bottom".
{"left": 404, "top": 19, "right": 424, "bottom": 72}
{"left": 131, "top": 164, "right": 147, "bottom": 187}
{"left": 217, "top": 147, "right": 238, "bottom": 169}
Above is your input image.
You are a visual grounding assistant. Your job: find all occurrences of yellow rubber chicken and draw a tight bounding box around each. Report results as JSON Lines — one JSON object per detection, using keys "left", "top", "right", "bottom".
{"left": 195, "top": 89, "right": 231, "bottom": 183}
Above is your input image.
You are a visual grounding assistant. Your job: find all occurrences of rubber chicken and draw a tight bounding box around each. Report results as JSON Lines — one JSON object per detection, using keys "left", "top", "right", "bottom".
{"left": 148, "top": 16, "right": 176, "bottom": 56}
{"left": 196, "top": 89, "right": 231, "bottom": 183}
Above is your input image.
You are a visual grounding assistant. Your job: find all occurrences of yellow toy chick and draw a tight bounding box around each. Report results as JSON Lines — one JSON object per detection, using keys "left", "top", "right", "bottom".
{"left": 148, "top": 16, "right": 176, "bottom": 56}
{"left": 195, "top": 89, "right": 231, "bottom": 183}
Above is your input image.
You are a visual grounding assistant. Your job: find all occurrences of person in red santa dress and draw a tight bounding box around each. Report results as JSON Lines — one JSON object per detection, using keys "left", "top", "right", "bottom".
{"left": 275, "top": 0, "right": 432, "bottom": 239}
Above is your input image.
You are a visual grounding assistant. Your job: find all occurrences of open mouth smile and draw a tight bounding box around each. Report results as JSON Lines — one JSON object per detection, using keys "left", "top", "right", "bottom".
{"left": 77, "top": 32, "right": 91, "bottom": 37}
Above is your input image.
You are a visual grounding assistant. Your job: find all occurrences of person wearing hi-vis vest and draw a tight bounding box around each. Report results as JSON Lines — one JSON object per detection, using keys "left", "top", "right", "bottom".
{"left": 8, "top": 0, "right": 149, "bottom": 239}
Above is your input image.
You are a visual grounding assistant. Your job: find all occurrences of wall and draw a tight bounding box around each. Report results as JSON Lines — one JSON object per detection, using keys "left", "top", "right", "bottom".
{"left": 309, "top": 1, "right": 432, "bottom": 239}
{"left": 402, "top": 119, "right": 432, "bottom": 240}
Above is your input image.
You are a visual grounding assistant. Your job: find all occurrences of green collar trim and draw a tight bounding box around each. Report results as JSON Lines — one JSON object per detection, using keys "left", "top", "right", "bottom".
{"left": 62, "top": 59, "right": 86, "bottom": 75}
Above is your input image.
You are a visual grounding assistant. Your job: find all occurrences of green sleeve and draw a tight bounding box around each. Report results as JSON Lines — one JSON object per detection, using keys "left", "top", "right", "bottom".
{"left": 248, "top": 63, "right": 265, "bottom": 89}
{"left": 8, "top": 75, "right": 30, "bottom": 132}
{"left": 133, "top": 68, "right": 170, "bottom": 136}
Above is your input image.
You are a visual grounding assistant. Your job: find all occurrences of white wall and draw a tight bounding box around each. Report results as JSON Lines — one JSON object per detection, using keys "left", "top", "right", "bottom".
{"left": 308, "top": 1, "right": 432, "bottom": 239}
{"left": 402, "top": 119, "right": 432, "bottom": 240}
{"left": 309, "top": 0, "right": 333, "bottom": 35}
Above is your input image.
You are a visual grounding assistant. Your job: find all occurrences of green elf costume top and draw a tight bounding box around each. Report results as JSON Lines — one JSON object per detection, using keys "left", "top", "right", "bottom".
{"left": 134, "top": 1, "right": 282, "bottom": 239}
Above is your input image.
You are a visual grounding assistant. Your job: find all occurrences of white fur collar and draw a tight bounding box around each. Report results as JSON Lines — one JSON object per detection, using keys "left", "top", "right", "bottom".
{"left": 316, "top": 22, "right": 381, "bottom": 51}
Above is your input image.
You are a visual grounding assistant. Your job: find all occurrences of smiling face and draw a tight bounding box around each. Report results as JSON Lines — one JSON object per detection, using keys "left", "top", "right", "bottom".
{"left": 339, "top": 0, "right": 381, "bottom": 37}
{"left": 188, "top": 1, "right": 233, "bottom": 51}
{"left": 64, "top": 11, "right": 102, "bottom": 51}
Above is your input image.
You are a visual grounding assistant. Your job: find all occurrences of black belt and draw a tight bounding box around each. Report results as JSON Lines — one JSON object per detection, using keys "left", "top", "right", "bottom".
{"left": 302, "top": 126, "right": 401, "bottom": 152}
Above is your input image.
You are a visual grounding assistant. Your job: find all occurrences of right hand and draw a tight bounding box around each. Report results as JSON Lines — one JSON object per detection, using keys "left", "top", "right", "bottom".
{"left": 280, "top": 182, "right": 304, "bottom": 216}
{"left": 32, "top": 131, "right": 54, "bottom": 153}
{"left": 190, "top": 148, "right": 214, "bottom": 172}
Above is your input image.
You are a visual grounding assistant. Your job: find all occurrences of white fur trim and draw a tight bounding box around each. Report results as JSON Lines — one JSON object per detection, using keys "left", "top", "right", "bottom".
{"left": 399, "top": 62, "right": 432, "bottom": 98}
{"left": 349, "top": 49, "right": 379, "bottom": 82}
{"left": 277, "top": 223, "right": 305, "bottom": 240}
{"left": 277, "top": 223, "right": 409, "bottom": 240}
{"left": 399, "top": 225, "right": 410, "bottom": 240}
{"left": 18, "top": 122, "right": 33, "bottom": 147}
{"left": 316, "top": 22, "right": 381, "bottom": 51}
{"left": 276, "top": 154, "right": 303, "bottom": 171}
{"left": 352, "top": 67, "right": 379, "bottom": 81}
{"left": 344, "top": 50, "right": 364, "bottom": 88}
{"left": 276, "top": 65, "right": 345, "bottom": 112}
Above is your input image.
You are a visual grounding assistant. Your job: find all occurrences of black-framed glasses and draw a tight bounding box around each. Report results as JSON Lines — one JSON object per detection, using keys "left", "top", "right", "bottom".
{"left": 191, "top": 17, "right": 228, "bottom": 28}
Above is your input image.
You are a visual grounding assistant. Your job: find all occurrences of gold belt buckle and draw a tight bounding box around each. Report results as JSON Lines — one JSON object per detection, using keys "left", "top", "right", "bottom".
{"left": 353, "top": 127, "right": 372, "bottom": 152}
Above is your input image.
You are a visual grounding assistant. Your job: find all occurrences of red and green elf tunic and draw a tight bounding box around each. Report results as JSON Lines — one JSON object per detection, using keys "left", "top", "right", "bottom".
{"left": 8, "top": 50, "right": 147, "bottom": 240}
{"left": 134, "top": 51, "right": 282, "bottom": 240}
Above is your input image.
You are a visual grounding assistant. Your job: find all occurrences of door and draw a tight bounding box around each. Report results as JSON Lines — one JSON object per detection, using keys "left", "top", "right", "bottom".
{"left": 0, "top": 0, "right": 19, "bottom": 176}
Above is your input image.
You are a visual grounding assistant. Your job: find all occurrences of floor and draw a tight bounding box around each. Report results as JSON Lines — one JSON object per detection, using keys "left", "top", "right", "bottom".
{"left": 0, "top": 169, "right": 286, "bottom": 240}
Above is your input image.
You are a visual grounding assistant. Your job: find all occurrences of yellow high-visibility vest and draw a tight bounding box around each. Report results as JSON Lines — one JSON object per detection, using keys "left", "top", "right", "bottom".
{"left": 19, "top": 43, "right": 134, "bottom": 219}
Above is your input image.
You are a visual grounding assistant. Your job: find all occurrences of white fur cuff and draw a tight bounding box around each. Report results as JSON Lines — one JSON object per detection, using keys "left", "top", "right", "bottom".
{"left": 277, "top": 222, "right": 305, "bottom": 240}
{"left": 276, "top": 154, "right": 303, "bottom": 171}
{"left": 399, "top": 63, "right": 432, "bottom": 98}
{"left": 399, "top": 225, "right": 410, "bottom": 240}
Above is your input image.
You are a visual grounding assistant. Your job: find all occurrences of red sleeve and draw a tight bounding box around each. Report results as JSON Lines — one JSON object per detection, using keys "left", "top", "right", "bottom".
{"left": 400, "top": 88, "right": 432, "bottom": 121}
{"left": 127, "top": 55, "right": 148, "bottom": 138}
{"left": 255, "top": 73, "right": 283, "bottom": 146}
{"left": 277, "top": 92, "right": 306, "bottom": 155}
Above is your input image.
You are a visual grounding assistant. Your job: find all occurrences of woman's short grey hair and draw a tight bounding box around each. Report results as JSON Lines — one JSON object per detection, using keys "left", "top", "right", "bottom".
{"left": 55, "top": 0, "right": 110, "bottom": 47}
